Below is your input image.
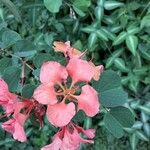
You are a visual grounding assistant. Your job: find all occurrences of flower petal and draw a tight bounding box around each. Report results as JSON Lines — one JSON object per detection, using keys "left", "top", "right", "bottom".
{"left": 2, "top": 119, "right": 15, "bottom": 134}
{"left": 75, "top": 124, "right": 95, "bottom": 139}
{"left": 89, "top": 61, "right": 104, "bottom": 81}
{"left": 75, "top": 85, "right": 99, "bottom": 117}
{"left": 53, "top": 41, "right": 70, "bottom": 56}
{"left": 41, "top": 136, "right": 62, "bottom": 150}
{"left": 46, "top": 102, "right": 76, "bottom": 127}
{"left": 40, "top": 61, "right": 68, "bottom": 84}
{"left": 33, "top": 84, "right": 57, "bottom": 105}
{"left": 66, "top": 58, "right": 94, "bottom": 84}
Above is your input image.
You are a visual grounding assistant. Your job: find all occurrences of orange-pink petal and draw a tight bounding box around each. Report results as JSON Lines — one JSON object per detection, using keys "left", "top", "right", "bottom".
{"left": 46, "top": 102, "right": 76, "bottom": 127}
{"left": 33, "top": 84, "right": 57, "bottom": 105}
{"left": 40, "top": 61, "right": 68, "bottom": 85}
{"left": 53, "top": 41, "right": 69, "bottom": 55}
{"left": 89, "top": 61, "right": 104, "bottom": 81}
{"left": 75, "top": 85, "right": 99, "bottom": 117}
{"left": 66, "top": 58, "right": 94, "bottom": 84}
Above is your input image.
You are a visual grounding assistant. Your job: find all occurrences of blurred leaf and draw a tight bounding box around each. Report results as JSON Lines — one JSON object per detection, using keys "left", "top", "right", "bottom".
{"left": 73, "top": 0, "right": 91, "bottom": 12}
{"left": 95, "top": 6, "right": 104, "bottom": 21}
{"left": 44, "top": 0, "right": 62, "bottom": 13}
{"left": 114, "top": 58, "right": 128, "bottom": 72}
{"left": 127, "top": 26, "right": 140, "bottom": 35}
{"left": 130, "top": 133, "right": 138, "bottom": 150}
{"left": 73, "top": 6, "right": 85, "bottom": 17}
{"left": 96, "top": 29, "right": 108, "bottom": 41}
{"left": 139, "top": 44, "right": 150, "bottom": 60}
{"left": 136, "top": 131, "right": 149, "bottom": 141}
{"left": 113, "top": 31, "right": 127, "bottom": 45}
{"left": 1, "top": 0, "right": 21, "bottom": 22}
{"left": 141, "top": 14, "right": 150, "bottom": 29}
{"left": 104, "top": 1, "right": 124, "bottom": 10}
{"left": 88, "top": 33, "right": 97, "bottom": 50}
{"left": 126, "top": 35, "right": 138, "bottom": 56}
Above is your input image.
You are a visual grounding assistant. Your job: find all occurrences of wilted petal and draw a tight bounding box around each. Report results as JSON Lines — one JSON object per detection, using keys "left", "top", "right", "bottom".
{"left": 53, "top": 41, "right": 70, "bottom": 56}
{"left": 41, "top": 136, "right": 62, "bottom": 150}
{"left": 89, "top": 61, "right": 104, "bottom": 81}
{"left": 46, "top": 102, "right": 76, "bottom": 127}
{"left": 33, "top": 84, "right": 57, "bottom": 105}
{"left": 66, "top": 58, "right": 94, "bottom": 84}
{"left": 75, "top": 85, "right": 99, "bottom": 117}
{"left": 40, "top": 61, "right": 68, "bottom": 84}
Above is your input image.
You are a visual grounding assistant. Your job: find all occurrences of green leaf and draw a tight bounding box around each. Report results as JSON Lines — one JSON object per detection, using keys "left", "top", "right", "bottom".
{"left": 141, "top": 14, "right": 150, "bottom": 29}
{"left": 72, "top": 111, "right": 86, "bottom": 123}
{"left": 44, "top": 0, "right": 62, "bottom": 13}
{"left": 126, "top": 35, "right": 138, "bottom": 56}
{"left": 114, "top": 58, "right": 128, "bottom": 72}
{"left": 0, "top": 57, "right": 12, "bottom": 75}
{"left": 105, "top": 57, "right": 114, "bottom": 68}
{"left": 1, "top": 0, "right": 21, "bottom": 22}
{"left": 136, "top": 131, "right": 149, "bottom": 141}
{"left": 81, "top": 26, "right": 96, "bottom": 33}
{"left": 104, "top": 1, "right": 124, "bottom": 10}
{"left": 113, "top": 31, "right": 127, "bottom": 45}
{"left": 88, "top": 33, "right": 97, "bottom": 50}
{"left": 96, "top": 29, "right": 108, "bottom": 41}
{"left": 92, "top": 70, "right": 128, "bottom": 107}
{"left": 73, "top": 6, "right": 86, "bottom": 17}
{"left": 95, "top": 6, "right": 104, "bottom": 21}
{"left": 22, "top": 84, "right": 36, "bottom": 98}
{"left": 127, "top": 26, "right": 140, "bottom": 35}
{"left": 130, "top": 133, "right": 138, "bottom": 150}
{"left": 110, "top": 106, "right": 135, "bottom": 128}
{"left": 2, "top": 30, "right": 21, "bottom": 48}
{"left": 104, "top": 112, "right": 124, "bottom": 138}
{"left": 73, "top": 0, "right": 91, "bottom": 12}
{"left": 14, "top": 40, "right": 37, "bottom": 57}
{"left": 104, "top": 106, "right": 135, "bottom": 138}
{"left": 33, "top": 53, "right": 52, "bottom": 68}
{"left": 3, "top": 66, "right": 21, "bottom": 92}
{"left": 139, "top": 44, "right": 150, "bottom": 61}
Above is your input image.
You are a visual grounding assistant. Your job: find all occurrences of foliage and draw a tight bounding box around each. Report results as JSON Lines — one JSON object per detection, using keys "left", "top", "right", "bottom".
{"left": 0, "top": 0, "right": 150, "bottom": 150}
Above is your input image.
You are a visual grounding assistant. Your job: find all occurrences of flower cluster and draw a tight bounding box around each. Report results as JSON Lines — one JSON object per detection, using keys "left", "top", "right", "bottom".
{"left": 0, "top": 41, "right": 103, "bottom": 150}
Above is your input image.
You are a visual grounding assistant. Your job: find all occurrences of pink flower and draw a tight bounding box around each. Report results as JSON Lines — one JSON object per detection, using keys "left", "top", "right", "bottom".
{"left": 41, "top": 122, "right": 95, "bottom": 150}
{"left": 2, "top": 113, "right": 27, "bottom": 142}
{"left": 33, "top": 58, "right": 100, "bottom": 127}
{"left": 0, "top": 79, "right": 17, "bottom": 115}
{"left": 53, "top": 41, "right": 86, "bottom": 59}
